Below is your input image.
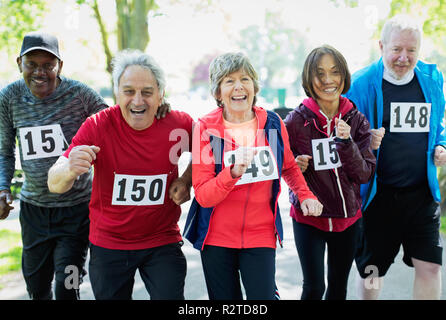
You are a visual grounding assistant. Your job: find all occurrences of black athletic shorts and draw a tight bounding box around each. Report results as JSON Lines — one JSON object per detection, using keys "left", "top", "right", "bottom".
{"left": 20, "top": 200, "right": 89, "bottom": 297}
{"left": 355, "top": 182, "right": 443, "bottom": 278}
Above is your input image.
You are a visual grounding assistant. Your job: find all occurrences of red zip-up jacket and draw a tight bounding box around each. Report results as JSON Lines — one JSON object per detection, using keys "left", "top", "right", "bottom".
{"left": 192, "top": 106, "right": 317, "bottom": 248}
{"left": 284, "top": 97, "right": 376, "bottom": 232}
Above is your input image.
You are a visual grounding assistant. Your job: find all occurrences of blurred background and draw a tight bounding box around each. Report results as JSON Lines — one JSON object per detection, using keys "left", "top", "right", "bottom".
{"left": 2, "top": 0, "right": 446, "bottom": 212}
{"left": 1, "top": 0, "right": 446, "bottom": 297}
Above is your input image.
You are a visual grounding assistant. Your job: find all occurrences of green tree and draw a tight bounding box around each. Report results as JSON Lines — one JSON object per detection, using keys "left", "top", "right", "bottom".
{"left": 0, "top": 0, "right": 46, "bottom": 54}
{"left": 238, "top": 10, "right": 309, "bottom": 101}
{"left": 76, "top": 0, "right": 158, "bottom": 75}
{"left": 332, "top": 0, "right": 446, "bottom": 51}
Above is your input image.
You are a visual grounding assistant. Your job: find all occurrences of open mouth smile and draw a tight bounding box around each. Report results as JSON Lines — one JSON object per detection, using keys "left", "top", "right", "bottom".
{"left": 231, "top": 95, "right": 247, "bottom": 101}
{"left": 130, "top": 108, "right": 146, "bottom": 115}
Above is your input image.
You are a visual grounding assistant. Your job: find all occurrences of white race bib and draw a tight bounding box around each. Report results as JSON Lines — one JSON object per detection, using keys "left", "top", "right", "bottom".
{"left": 390, "top": 103, "right": 431, "bottom": 132}
{"left": 223, "top": 146, "right": 279, "bottom": 186}
{"left": 112, "top": 174, "right": 167, "bottom": 206}
{"left": 19, "top": 124, "right": 68, "bottom": 160}
{"left": 312, "top": 137, "right": 342, "bottom": 171}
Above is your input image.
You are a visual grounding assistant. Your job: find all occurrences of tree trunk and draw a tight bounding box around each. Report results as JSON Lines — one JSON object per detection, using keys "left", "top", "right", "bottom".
{"left": 116, "top": 0, "right": 155, "bottom": 51}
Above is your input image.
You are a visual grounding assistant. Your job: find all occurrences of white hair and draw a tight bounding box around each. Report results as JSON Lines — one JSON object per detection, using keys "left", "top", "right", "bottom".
{"left": 112, "top": 49, "right": 165, "bottom": 96}
{"left": 381, "top": 14, "right": 422, "bottom": 45}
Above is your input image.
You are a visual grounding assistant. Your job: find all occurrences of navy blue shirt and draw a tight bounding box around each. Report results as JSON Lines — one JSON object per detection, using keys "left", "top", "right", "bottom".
{"left": 377, "top": 75, "right": 428, "bottom": 187}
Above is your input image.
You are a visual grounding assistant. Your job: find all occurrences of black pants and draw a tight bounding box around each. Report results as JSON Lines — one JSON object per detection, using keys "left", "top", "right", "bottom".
{"left": 200, "top": 245, "right": 276, "bottom": 300}
{"left": 20, "top": 201, "right": 89, "bottom": 300}
{"left": 293, "top": 219, "right": 360, "bottom": 300}
{"left": 89, "top": 242, "right": 187, "bottom": 300}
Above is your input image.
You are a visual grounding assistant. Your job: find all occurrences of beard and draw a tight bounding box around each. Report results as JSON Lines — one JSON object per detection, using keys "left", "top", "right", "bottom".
{"left": 383, "top": 59, "right": 414, "bottom": 84}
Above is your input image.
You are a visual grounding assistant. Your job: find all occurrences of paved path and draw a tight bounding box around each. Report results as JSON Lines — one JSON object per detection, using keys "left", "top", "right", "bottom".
{"left": 1, "top": 182, "right": 445, "bottom": 300}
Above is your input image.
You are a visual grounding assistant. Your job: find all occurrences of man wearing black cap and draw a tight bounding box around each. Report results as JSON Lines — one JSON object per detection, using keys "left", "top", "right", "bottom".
{"left": 0, "top": 31, "right": 108, "bottom": 300}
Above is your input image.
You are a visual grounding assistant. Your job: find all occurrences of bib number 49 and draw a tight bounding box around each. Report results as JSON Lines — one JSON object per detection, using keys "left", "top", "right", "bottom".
{"left": 224, "top": 146, "right": 279, "bottom": 185}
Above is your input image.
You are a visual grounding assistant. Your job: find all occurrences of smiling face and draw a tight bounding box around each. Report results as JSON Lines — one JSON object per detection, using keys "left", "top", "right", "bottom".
{"left": 17, "top": 50, "right": 62, "bottom": 99}
{"left": 217, "top": 69, "right": 255, "bottom": 119}
{"left": 116, "top": 65, "right": 164, "bottom": 130}
{"left": 312, "top": 54, "right": 344, "bottom": 111}
{"left": 380, "top": 28, "right": 420, "bottom": 80}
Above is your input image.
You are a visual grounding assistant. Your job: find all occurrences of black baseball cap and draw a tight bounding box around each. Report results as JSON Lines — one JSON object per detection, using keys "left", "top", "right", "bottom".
{"left": 19, "top": 31, "right": 61, "bottom": 59}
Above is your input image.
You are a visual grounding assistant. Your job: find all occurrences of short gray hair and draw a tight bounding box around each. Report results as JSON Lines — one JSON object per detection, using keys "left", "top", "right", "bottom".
{"left": 209, "top": 52, "right": 259, "bottom": 107}
{"left": 381, "top": 14, "right": 422, "bottom": 45}
{"left": 112, "top": 49, "right": 166, "bottom": 96}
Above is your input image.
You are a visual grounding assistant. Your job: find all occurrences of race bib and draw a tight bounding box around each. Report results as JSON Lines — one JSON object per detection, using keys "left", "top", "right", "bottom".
{"left": 390, "top": 103, "right": 431, "bottom": 132}
{"left": 112, "top": 174, "right": 167, "bottom": 206}
{"left": 19, "top": 124, "right": 68, "bottom": 160}
{"left": 223, "top": 146, "right": 279, "bottom": 186}
{"left": 312, "top": 137, "right": 342, "bottom": 171}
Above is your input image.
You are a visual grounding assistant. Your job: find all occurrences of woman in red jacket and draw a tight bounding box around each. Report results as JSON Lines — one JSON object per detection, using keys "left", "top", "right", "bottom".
{"left": 284, "top": 45, "right": 376, "bottom": 300}
{"left": 190, "top": 52, "right": 323, "bottom": 300}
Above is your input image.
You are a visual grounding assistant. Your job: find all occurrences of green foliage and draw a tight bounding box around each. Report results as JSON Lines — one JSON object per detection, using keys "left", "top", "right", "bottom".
{"left": 335, "top": 0, "right": 446, "bottom": 51}
{"left": 0, "top": 0, "right": 46, "bottom": 55}
{"left": 11, "top": 169, "right": 24, "bottom": 199}
{"left": 0, "top": 230, "right": 22, "bottom": 276}
{"left": 441, "top": 216, "right": 446, "bottom": 234}
{"left": 238, "top": 10, "right": 309, "bottom": 96}
{"left": 388, "top": 0, "right": 446, "bottom": 41}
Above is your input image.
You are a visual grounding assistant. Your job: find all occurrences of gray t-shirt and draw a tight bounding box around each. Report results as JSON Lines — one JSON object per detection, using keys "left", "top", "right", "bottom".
{"left": 0, "top": 76, "right": 107, "bottom": 207}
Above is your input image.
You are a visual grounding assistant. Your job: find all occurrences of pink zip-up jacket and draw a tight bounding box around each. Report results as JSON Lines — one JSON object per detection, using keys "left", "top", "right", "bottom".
{"left": 192, "top": 106, "right": 317, "bottom": 248}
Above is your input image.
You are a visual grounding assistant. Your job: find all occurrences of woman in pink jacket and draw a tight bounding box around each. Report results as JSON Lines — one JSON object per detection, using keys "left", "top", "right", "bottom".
{"left": 186, "top": 52, "right": 323, "bottom": 300}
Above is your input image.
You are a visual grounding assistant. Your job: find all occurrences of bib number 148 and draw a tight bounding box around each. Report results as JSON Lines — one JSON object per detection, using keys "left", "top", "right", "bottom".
{"left": 390, "top": 103, "right": 430, "bottom": 132}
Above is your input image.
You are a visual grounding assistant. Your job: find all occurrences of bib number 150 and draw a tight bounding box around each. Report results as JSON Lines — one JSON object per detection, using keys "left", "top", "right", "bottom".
{"left": 112, "top": 174, "right": 167, "bottom": 206}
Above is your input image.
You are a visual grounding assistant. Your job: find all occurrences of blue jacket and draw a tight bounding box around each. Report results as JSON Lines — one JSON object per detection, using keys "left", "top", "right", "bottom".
{"left": 345, "top": 58, "right": 446, "bottom": 209}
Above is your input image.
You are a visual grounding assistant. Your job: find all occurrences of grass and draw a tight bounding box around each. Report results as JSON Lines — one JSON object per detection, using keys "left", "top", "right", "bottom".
{"left": 0, "top": 229, "right": 22, "bottom": 276}
{"left": 441, "top": 215, "right": 446, "bottom": 236}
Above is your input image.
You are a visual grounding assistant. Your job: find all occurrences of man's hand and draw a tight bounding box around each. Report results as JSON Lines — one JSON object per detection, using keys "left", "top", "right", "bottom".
{"left": 300, "top": 198, "right": 323, "bottom": 217}
{"left": 295, "top": 155, "right": 312, "bottom": 173}
{"left": 435, "top": 145, "right": 446, "bottom": 167}
{"left": 0, "top": 189, "right": 14, "bottom": 220}
{"left": 370, "top": 127, "right": 385, "bottom": 150}
{"left": 169, "top": 177, "right": 191, "bottom": 205}
{"left": 68, "top": 145, "right": 100, "bottom": 178}
{"left": 156, "top": 101, "right": 171, "bottom": 119}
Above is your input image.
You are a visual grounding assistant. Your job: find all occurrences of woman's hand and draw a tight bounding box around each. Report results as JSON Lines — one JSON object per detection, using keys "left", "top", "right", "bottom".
{"left": 300, "top": 198, "right": 323, "bottom": 216}
{"left": 335, "top": 118, "right": 351, "bottom": 140}
{"left": 230, "top": 147, "right": 258, "bottom": 178}
{"left": 295, "top": 155, "right": 312, "bottom": 173}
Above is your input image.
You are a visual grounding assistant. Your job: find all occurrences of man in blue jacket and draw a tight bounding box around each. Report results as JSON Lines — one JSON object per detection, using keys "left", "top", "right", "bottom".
{"left": 346, "top": 14, "right": 446, "bottom": 299}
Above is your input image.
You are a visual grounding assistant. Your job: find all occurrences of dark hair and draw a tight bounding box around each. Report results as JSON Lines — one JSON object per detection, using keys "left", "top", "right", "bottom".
{"left": 301, "top": 45, "right": 351, "bottom": 99}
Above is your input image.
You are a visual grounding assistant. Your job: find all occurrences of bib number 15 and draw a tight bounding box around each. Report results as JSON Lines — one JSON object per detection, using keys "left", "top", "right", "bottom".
{"left": 112, "top": 174, "right": 167, "bottom": 206}
{"left": 311, "top": 137, "right": 342, "bottom": 171}
{"left": 19, "top": 124, "right": 68, "bottom": 160}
